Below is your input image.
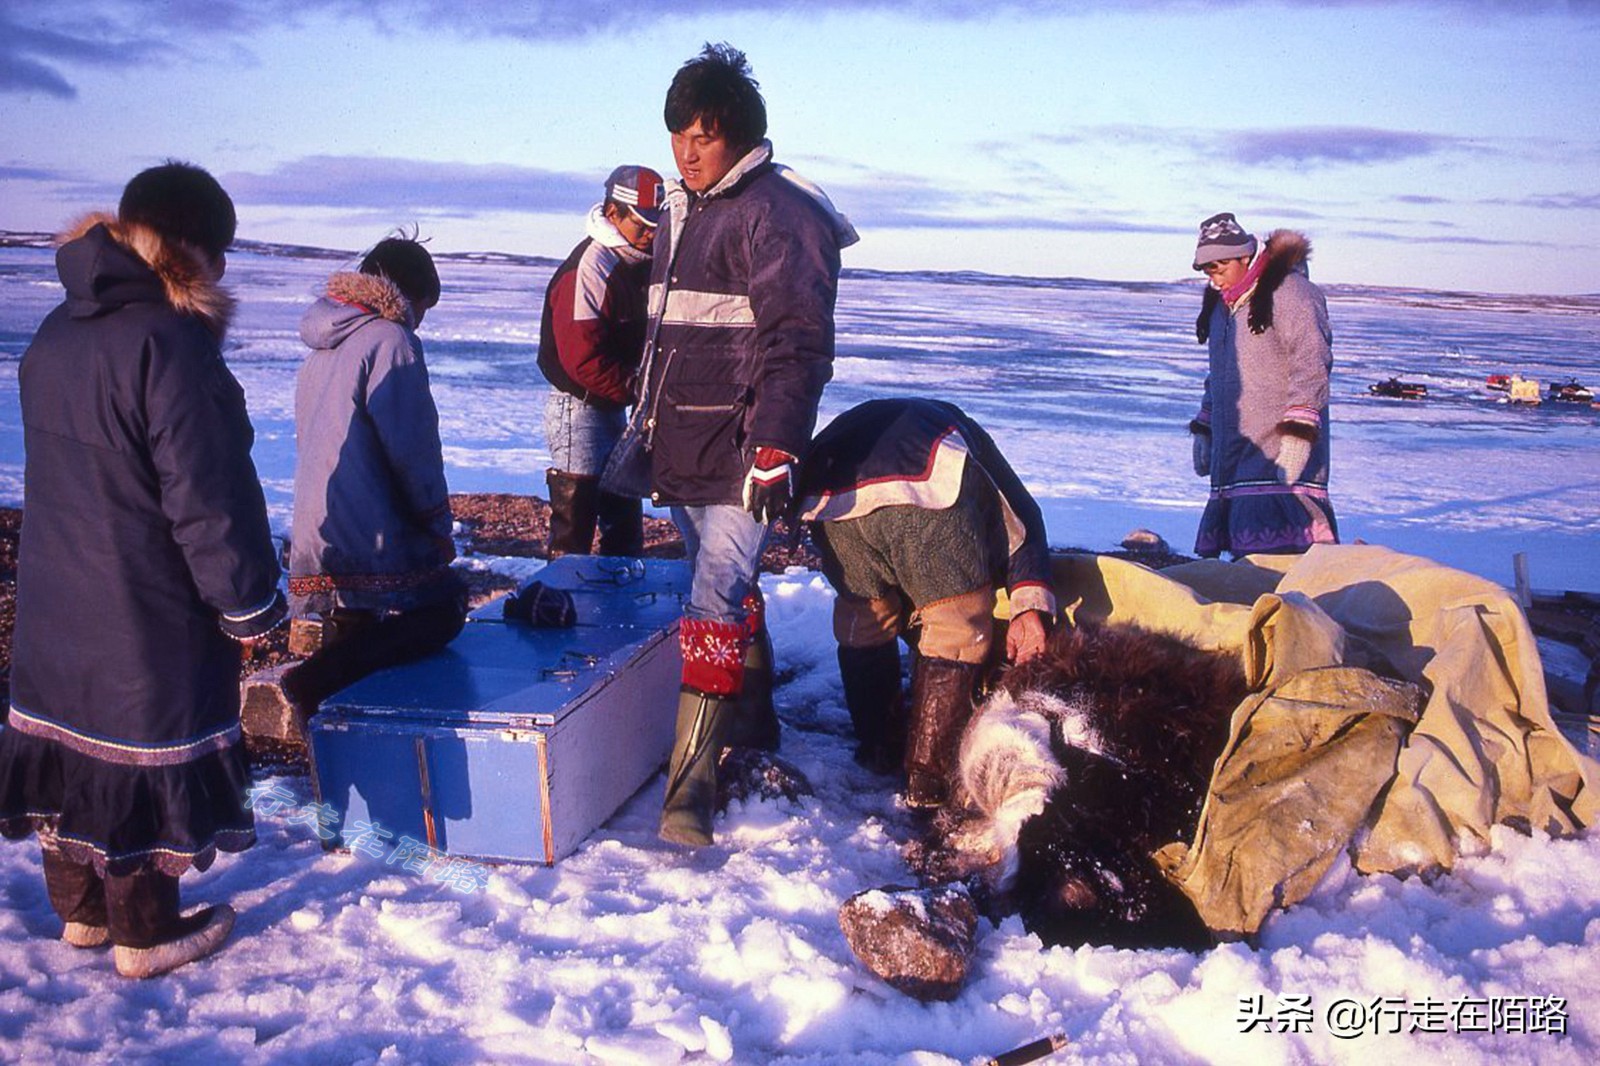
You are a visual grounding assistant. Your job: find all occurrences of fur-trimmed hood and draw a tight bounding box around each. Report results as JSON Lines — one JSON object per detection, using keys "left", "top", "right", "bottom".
{"left": 323, "top": 271, "right": 415, "bottom": 325}
{"left": 300, "top": 271, "right": 417, "bottom": 352}
{"left": 56, "top": 212, "right": 235, "bottom": 337}
{"left": 1197, "top": 229, "right": 1313, "bottom": 340}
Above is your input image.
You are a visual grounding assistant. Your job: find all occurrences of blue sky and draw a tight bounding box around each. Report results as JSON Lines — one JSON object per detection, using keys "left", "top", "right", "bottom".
{"left": 2, "top": 0, "right": 1597, "bottom": 294}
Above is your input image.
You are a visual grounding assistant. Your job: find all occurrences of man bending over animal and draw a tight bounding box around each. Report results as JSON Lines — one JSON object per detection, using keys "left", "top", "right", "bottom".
{"left": 796, "top": 398, "right": 1055, "bottom": 808}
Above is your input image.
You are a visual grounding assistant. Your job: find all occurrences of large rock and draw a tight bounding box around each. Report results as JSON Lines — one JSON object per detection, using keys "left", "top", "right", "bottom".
{"left": 239, "top": 663, "right": 305, "bottom": 744}
{"left": 1119, "top": 528, "right": 1171, "bottom": 555}
{"left": 837, "top": 882, "right": 978, "bottom": 1001}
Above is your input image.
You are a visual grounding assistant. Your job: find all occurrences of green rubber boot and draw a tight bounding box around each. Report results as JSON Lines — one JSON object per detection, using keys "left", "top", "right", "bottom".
{"left": 659, "top": 687, "right": 733, "bottom": 847}
{"left": 724, "top": 628, "right": 781, "bottom": 752}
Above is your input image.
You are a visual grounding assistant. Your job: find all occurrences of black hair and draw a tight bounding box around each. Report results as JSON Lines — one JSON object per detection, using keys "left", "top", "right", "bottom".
{"left": 663, "top": 42, "right": 767, "bottom": 151}
{"left": 118, "top": 160, "right": 237, "bottom": 257}
{"left": 359, "top": 234, "right": 440, "bottom": 310}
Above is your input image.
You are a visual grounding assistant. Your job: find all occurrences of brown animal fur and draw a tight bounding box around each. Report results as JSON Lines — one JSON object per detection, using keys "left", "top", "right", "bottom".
{"left": 59, "top": 213, "right": 235, "bottom": 336}
{"left": 911, "top": 621, "right": 1250, "bottom": 950}
{"left": 1196, "top": 229, "right": 1313, "bottom": 341}
{"left": 324, "top": 271, "right": 416, "bottom": 327}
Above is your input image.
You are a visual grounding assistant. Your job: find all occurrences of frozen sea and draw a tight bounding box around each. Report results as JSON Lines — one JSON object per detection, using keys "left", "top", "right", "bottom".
{"left": 0, "top": 241, "right": 1597, "bottom": 1065}
{"left": 1, "top": 241, "right": 1597, "bottom": 591}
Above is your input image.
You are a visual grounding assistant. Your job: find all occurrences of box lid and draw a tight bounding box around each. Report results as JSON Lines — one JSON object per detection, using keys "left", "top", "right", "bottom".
{"left": 320, "top": 615, "right": 674, "bottom": 727}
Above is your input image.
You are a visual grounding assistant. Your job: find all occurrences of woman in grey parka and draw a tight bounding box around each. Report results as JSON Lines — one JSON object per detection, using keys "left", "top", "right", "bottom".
{"left": 1187, "top": 212, "right": 1339, "bottom": 557}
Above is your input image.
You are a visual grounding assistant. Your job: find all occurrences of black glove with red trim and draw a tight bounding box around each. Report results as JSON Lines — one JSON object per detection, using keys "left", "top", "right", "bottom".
{"left": 742, "top": 447, "right": 795, "bottom": 526}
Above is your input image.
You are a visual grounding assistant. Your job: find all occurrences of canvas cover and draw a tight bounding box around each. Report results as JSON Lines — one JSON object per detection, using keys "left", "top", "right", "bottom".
{"left": 1046, "top": 543, "right": 1600, "bottom": 938}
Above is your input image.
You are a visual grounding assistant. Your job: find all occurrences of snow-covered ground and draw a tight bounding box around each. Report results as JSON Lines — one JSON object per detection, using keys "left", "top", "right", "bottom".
{"left": 1, "top": 245, "right": 1597, "bottom": 1064}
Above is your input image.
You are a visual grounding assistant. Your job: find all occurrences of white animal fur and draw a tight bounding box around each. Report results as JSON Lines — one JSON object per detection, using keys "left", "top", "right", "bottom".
{"left": 950, "top": 689, "right": 1104, "bottom": 892}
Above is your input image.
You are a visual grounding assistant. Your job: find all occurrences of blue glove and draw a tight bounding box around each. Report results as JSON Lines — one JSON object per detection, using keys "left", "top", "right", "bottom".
{"left": 220, "top": 589, "right": 288, "bottom": 642}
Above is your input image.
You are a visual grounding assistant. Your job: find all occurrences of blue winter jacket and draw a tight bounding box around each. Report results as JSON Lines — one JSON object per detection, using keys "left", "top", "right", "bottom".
{"left": 2, "top": 216, "right": 280, "bottom": 874}
{"left": 637, "top": 142, "right": 856, "bottom": 506}
{"left": 289, "top": 272, "right": 458, "bottom": 615}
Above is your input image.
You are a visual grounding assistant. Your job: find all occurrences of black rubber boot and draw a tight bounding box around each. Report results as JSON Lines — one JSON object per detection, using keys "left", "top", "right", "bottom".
{"left": 838, "top": 641, "right": 904, "bottom": 774}
{"left": 595, "top": 490, "right": 645, "bottom": 556}
{"left": 659, "top": 687, "right": 734, "bottom": 846}
{"left": 724, "top": 627, "right": 781, "bottom": 752}
{"left": 903, "top": 656, "right": 983, "bottom": 808}
{"left": 546, "top": 468, "right": 600, "bottom": 556}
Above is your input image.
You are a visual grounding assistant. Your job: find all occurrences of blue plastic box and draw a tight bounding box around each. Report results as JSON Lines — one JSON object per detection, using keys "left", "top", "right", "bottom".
{"left": 308, "top": 556, "right": 689, "bottom": 865}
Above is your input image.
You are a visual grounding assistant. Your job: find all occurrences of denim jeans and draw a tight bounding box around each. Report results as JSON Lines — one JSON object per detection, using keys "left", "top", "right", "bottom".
{"left": 543, "top": 390, "right": 626, "bottom": 476}
{"left": 671, "top": 503, "right": 769, "bottom": 623}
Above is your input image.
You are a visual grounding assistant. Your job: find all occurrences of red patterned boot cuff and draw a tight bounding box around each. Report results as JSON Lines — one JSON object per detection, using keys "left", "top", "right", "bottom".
{"left": 680, "top": 616, "right": 752, "bottom": 696}
{"left": 742, "top": 592, "right": 766, "bottom": 637}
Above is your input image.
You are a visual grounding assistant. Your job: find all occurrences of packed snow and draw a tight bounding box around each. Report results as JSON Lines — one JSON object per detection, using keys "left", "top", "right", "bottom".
{"left": 0, "top": 244, "right": 1597, "bottom": 1064}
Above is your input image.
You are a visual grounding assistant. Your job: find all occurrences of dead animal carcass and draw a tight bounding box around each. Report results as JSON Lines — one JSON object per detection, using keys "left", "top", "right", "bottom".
{"left": 908, "top": 622, "right": 1249, "bottom": 950}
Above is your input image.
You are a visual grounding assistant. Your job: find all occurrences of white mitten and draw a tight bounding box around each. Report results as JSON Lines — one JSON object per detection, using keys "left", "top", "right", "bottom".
{"left": 1276, "top": 434, "right": 1311, "bottom": 484}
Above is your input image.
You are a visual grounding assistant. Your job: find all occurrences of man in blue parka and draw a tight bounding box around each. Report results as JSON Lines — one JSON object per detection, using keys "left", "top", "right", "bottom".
{"left": 797, "top": 398, "right": 1056, "bottom": 809}
{"left": 638, "top": 43, "right": 858, "bottom": 846}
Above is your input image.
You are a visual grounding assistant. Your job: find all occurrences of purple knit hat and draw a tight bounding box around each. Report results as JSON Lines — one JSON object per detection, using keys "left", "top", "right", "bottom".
{"left": 1192, "top": 212, "right": 1258, "bottom": 270}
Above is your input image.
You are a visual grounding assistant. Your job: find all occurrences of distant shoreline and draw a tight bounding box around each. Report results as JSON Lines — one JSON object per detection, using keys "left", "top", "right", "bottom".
{"left": 4, "top": 230, "right": 1596, "bottom": 305}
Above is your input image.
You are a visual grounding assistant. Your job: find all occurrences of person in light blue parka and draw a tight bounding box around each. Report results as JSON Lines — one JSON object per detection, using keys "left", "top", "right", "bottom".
{"left": 284, "top": 236, "right": 465, "bottom": 716}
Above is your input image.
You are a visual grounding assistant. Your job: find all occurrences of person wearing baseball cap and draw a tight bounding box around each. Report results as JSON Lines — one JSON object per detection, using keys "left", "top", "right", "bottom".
{"left": 604, "top": 164, "right": 665, "bottom": 231}
{"left": 536, "top": 164, "right": 666, "bottom": 557}
{"left": 1187, "top": 212, "right": 1339, "bottom": 558}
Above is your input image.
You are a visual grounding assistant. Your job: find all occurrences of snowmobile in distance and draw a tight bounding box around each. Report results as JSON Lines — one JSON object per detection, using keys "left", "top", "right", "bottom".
{"left": 1369, "top": 377, "right": 1428, "bottom": 399}
{"left": 1547, "top": 379, "right": 1595, "bottom": 403}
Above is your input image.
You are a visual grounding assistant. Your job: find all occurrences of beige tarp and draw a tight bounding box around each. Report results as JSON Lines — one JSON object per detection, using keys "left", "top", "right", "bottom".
{"left": 1049, "top": 543, "right": 1600, "bottom": 938}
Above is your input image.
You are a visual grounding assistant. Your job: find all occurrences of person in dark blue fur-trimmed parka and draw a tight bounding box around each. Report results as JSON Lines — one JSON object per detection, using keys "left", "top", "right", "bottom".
{"left": 796, "top": 398, "right": 1057, "bottom": 810}
{"left": 0, "top": 162, "right": 285, "bottom": 979}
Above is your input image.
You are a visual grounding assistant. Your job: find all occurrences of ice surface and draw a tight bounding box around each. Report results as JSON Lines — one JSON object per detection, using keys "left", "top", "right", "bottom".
{"left": 0, "top": 245, "right": 1596, "bottom": 1063}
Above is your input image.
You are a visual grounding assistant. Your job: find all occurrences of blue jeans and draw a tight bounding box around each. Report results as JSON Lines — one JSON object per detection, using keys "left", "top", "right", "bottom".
{"left": 543, "top": 390, "right": 625, "bottom": 476}
{"left": 671, "top": 504, "right": 768, "bottom": 623}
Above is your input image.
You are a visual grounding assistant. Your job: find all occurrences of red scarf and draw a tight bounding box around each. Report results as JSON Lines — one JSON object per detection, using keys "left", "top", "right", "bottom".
{"left": 1223, "top": 252, "right": 1268, "bottom": 310}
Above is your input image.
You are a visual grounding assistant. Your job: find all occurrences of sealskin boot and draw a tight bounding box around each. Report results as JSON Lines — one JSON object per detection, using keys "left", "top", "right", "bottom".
{"left": 546, "top": 468, "right": 600, "bottom": 556}
{"left": 595, "top": 490, "right": 645, "bottom": 556}
{"left": 724, "top": 628, "right": 781, "bottom": 752}
{"left": 903, "top": 656, "right": 983, "bottom": 809}
{"left": 838, "top": 641, "right": 905, "bottom": 774}
{"left": 62, "top": 922, "right": 111, "bottom": 948}
{"left": 659, "top": 687, "right": 734, "bottom": 846}
{"left": 113, "top": 904, "right": 236, "bottom": 979}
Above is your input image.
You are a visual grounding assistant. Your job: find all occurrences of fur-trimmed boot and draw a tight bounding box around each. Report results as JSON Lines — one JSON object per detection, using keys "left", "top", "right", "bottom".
{"left": 63, "top": 921, "right": 111, "bottom": 948}
{"left": 659, "top": 687, "right": 734, "bottom": 846}
{"left": 595, "top": 490, "right": 644, "bottom": 556}
{"left": 838, "top": 640, "right": 905, "bottom": 773}
{"left": 904, "top": 656, "right": 983, "bottom": 808}
{"left": 113, "top": 905, "right": 236, "bottom": 979}
{"left": 546, "top": 468, "right": 600, "bottom": 556}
